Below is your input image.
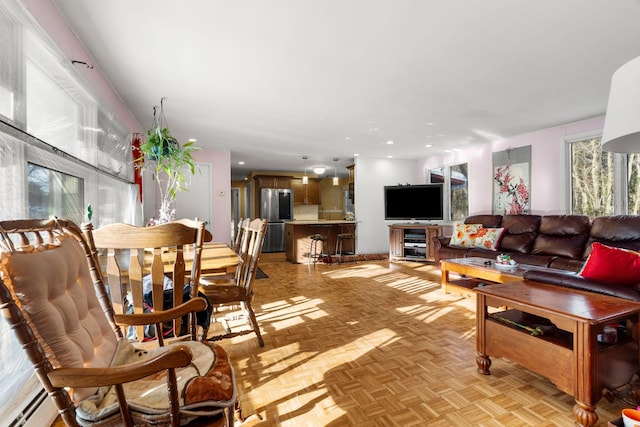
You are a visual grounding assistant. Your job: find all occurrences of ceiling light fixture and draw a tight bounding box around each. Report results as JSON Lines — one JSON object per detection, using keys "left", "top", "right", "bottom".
{"left": 312, "top": 166, "right": 326, "bottom": 175}
{"left": 332, "top": 158, "right": 339, "bottom": 186}
{"left": 302, "top": 156, "right": 309, "bottom": 185}
{"left": 601, "top": 55, "right": 640, "bottom": 153}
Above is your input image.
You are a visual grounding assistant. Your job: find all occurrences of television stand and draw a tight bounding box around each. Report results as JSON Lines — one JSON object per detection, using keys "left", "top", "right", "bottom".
{"left": 389, "top": 223, "right": 452, "bottom": 262}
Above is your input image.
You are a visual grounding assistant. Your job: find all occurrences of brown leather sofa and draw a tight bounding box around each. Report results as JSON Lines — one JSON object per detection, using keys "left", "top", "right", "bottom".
{"left": 433, "top": 214, "right": 640, "bottom": 273}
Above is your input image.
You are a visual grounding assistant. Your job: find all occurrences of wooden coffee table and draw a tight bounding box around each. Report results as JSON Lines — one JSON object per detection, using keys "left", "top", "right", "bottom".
{"left": 476, "top": 280, "right": 640, "bottom": 427}
{"left": 440, "top": 257, "right": 550, "bottom": 299}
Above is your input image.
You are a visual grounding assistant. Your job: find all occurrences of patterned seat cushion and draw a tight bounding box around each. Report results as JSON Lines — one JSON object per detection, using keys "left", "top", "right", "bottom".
{"left": 76, "top": 340, "right": 235, "bottom": 426}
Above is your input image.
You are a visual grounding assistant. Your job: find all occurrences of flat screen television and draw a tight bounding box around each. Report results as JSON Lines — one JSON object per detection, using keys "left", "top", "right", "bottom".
{"left": 384, "top": 184, "right": 444, "bottom": 221}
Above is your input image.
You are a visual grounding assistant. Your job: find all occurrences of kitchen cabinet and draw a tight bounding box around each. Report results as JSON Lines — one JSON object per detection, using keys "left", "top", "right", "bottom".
{"left": 292, "top": 177, "right": 320, "bottom": 205}
{"left": 254, "top": 175, "right": 292, "bottom": 189}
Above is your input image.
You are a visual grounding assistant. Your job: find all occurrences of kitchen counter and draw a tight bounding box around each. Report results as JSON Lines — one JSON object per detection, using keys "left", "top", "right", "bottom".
{"left": 285, "top": 221, "right": 356, "bottom": 263}
{"left": 287, "top": 220, "right": 355, "bottom": 225}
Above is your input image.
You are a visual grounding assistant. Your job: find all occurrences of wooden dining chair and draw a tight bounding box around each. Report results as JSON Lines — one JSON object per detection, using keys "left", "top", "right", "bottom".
{"left": 233, "top": 218, "right": 249, "bottom": 254}
{"left": 84, "top": 218, "right": 210, "bottom": 343}
{"left": 205, "top": 218, "right": 251, "bottom": 285}
{"left": 0, "top": 218, "right": 237, "bottom": 427}
{"left": 200, "top": 218, "right": 268, "bottom": 347}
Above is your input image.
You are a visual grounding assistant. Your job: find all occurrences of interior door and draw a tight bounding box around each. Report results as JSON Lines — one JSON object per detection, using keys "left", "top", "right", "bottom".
{"left": 175, "top": 162, "right": 212, "bottom": 229}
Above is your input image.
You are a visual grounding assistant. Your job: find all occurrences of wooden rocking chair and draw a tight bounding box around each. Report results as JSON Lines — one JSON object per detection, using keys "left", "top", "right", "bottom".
{"left": 0, "top": 218, "right": 237, "bottom": 427}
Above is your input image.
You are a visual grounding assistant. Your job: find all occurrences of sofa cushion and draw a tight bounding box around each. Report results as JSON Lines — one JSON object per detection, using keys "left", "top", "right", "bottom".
{"left": 579, "top": 242, "right": 640, "bottom": 286}
{"left": 531, "top": 215, "right": 590, "bottom": 259}
{"left": 548, "top": 257, "right": 585, "bottom": 272}
{"left": 585, "top": 215, "right": 640, "bottom": 258}
{"left": 498, "top": 215, "right": 541, "bottom": 253}
{"left": 464, "top": 215, "right": 503, "bottom": 228}
{"left": 524, "top": 269, "right": 640, "bottom": 301}
{"left": 449, "top": 223, "right": 482, "bottom": 248}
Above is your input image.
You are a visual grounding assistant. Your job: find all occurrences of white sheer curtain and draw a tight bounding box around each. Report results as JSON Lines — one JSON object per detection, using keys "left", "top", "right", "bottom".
{"left": 0, "top": 132, "right": 26, "bottom": 220}
{"left": 0, "top": 0, "right": 141, "bottom": 423}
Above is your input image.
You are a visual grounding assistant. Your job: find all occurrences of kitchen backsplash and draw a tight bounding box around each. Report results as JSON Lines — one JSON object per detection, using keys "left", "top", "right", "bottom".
{"left": 293, "top": 204, "right": 319, "bottom": 220}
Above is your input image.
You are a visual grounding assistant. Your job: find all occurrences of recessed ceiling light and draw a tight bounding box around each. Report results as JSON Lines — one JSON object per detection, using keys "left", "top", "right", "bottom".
{"left": 345, "top": 136, "right": 351, "bottom": 140}
{"left": 354, "top": 153, "right": 360, "bottom": 157}
{"left": 425, "top": 144, "right": 433, "bottom": 148}
{"left": 188, "top": 138, "right": 197, "bottom": 142}
{"left": 387, "top": 155, "right": 393, "bottom": 158}
{"left": 427, "top": 122, "right": 434, "bottom": 126}
{"left": 238, "top": 161, "right": 245, "bottom": 165}
{"left": 386, "top": 140, "right": 394, "bottom": 145}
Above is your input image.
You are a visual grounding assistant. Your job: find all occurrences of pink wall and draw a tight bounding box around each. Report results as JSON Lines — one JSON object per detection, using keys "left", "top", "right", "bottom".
{"left": 418, "top": 116, "right": 605, "bottom": 215}
{"left": 20, "top": 0, "right": 142, "bottom": 133}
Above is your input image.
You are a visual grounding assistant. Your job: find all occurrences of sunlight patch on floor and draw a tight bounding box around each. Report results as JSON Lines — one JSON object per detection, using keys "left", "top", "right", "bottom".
{"left": 396, "top": 303, "right": 456, "bottom": 323}
{"left": 245, "top": 329, "right": 399, "bottom": 426}
{"left": 323, "top": 262, "right": 392, "bottom": 279}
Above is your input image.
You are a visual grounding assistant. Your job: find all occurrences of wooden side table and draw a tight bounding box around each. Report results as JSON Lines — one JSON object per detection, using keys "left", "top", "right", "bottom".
{"left": 476, "top": 280, "right": 640, "bottom": 427}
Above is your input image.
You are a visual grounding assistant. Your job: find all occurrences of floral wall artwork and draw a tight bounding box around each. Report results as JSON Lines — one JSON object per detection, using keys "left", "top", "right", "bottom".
{"left": 492, "top": 146, "right": 531, "bottom": 214}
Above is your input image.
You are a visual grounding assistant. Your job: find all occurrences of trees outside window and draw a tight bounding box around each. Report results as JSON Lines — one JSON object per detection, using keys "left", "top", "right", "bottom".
{"left": 429, "top": 163, "right": 468, "bottom": 221}
{"left": 568, "top": 136, "right": 640, "bottom": 216}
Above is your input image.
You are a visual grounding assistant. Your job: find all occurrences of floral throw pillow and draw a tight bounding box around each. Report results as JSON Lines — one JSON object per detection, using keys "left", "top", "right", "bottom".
{"left": 473, "top": 227, "right": 505, "bottom": 251}
{"left": 449, "top": 223, "right": 482, "bottom": 248}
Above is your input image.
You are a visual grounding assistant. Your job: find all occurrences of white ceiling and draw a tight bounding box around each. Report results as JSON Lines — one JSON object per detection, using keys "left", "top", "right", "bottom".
{"left": 52, "top": 0, "right": 640, "bottom": 180}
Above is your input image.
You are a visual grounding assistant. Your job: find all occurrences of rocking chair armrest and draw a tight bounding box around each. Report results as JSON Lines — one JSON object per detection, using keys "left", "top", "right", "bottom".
{"left": 48, "top": 345, "right": 193, "bottom": 388}
{"left": 113, "top": 297, "right": 208, "bottom": 326}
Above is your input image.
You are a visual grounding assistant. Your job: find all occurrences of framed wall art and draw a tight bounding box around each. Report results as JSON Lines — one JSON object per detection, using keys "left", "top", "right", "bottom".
{"left": 492, "top": 146, "right": 531, "bottom": 214}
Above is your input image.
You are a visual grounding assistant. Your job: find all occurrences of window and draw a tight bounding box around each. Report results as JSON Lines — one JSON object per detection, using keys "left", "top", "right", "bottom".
{"left": 28, "top": 163, "right": 84, "bottom": 224}
{"left": 428, "top": 163, "right": 469, "bottom": 221}
{"left": 0, "top": 5, "right": 22, "bottom": 124}
{"left": 450, "top": 163, "right": 469, "bottom": 221}
{"left": 628, "top": 154, "right": 640, "bottom": 214}
{"left": 0, "top": 0, "right": 140, "bottom": 423}
{"left": 568, "top": 136, "right": 640, "bottom": 216}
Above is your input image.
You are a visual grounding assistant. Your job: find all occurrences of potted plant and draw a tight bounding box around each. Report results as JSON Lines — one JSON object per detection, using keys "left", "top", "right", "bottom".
{"left": 136, "top": 100, "right": 199, "bottom": 224}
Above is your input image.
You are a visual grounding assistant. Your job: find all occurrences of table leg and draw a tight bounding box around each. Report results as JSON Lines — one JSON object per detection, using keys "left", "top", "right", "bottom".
{"left": 573, "top": 401, "right": 598, "bottom": 427}
{"left": 476, "top": 354, "right": 491, "bottom": 375}
{"left": 441, "top": 264, "right": 449, "bottom": 294}
{"left": 573, "top": 321, "right": 598, "bottom": 427}
{"left": 476, "top": 293, "right": 491, "bottom": 375}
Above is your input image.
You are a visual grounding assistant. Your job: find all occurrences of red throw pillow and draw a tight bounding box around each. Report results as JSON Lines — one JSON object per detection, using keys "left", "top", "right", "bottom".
{"left": 579, "top": 242, "right": 640, "bottom": 286}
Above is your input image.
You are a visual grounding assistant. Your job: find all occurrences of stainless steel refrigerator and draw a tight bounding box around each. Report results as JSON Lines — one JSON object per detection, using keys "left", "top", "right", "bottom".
{"left": 260, "top": 188, "right": 293, "bottom": 252}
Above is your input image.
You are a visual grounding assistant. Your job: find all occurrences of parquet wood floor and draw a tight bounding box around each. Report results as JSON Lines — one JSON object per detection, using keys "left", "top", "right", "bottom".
{"left": 221, "top": 259, "right": 628, "bottom": 426}
{"left": 51, "top": 258, "right": 629, "bottom": 426}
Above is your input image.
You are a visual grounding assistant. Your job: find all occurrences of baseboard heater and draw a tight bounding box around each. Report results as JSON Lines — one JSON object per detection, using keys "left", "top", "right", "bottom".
{"left": 9, "top": 387, "right": 55, "bottom": 427}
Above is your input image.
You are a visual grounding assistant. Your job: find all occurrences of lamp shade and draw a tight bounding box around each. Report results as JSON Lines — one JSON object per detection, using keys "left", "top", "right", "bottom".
{"left": 601, "top": 55, "right": 640, "bottom": 153}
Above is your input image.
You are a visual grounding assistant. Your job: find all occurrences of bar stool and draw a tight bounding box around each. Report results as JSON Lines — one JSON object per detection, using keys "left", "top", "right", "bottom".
{"left": 308, "top": 233, "right": 328, "bottom": 265}
{"left": 335, "top": 232, "right": 356, "bottom": 263}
